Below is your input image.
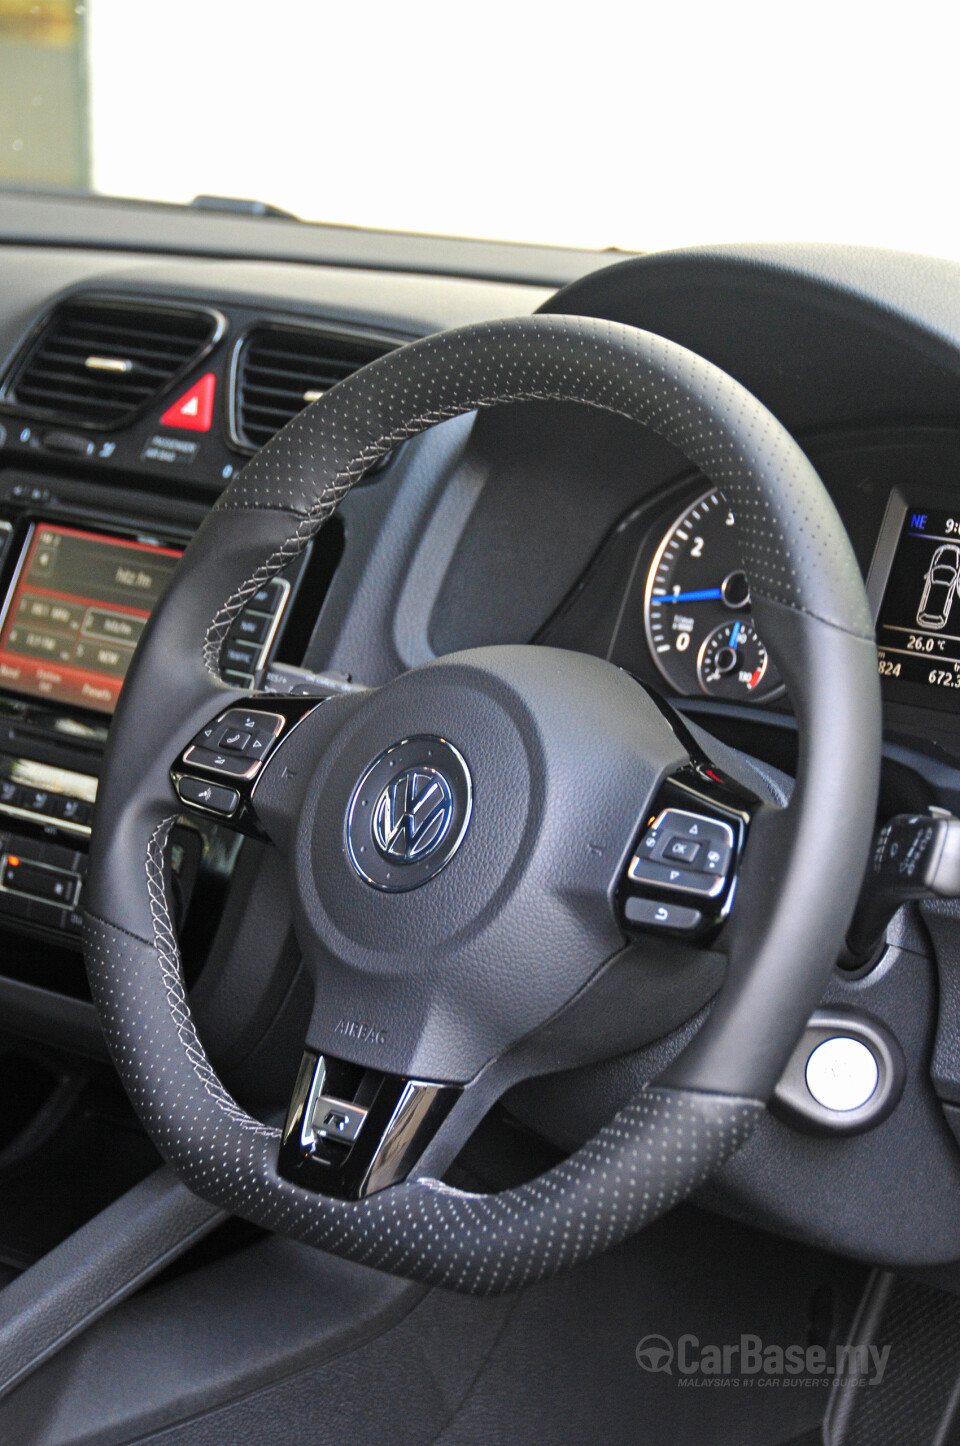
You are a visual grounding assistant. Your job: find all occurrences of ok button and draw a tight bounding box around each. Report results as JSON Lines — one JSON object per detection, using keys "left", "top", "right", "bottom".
{"left": 665, "top": 837, "right": 701, "bottom": 864}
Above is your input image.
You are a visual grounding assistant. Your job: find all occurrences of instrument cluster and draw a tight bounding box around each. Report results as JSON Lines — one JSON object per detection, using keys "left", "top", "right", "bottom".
{"left": 642, "top": 487, "right": 783, "bottom": 704}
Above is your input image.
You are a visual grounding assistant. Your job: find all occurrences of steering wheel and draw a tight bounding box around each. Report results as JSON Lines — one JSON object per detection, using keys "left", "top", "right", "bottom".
{"left": 83, "top": 315, "right": 880, "bottom": 1295}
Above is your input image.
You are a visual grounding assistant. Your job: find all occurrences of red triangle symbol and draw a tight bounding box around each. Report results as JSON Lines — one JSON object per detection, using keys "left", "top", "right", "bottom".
{"left": 160, "top": 373, "right": 216, "bottom": 432}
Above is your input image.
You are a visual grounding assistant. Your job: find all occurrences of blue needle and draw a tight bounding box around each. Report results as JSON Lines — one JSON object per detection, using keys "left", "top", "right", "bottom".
{"left": 730, "top": 620, "right": 741, "bottom": 649}
{"left": 660, "top": 588, "right": 723, "bottom": 603}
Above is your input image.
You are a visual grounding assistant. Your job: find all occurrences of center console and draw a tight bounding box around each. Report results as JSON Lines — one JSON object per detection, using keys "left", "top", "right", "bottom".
{"left": 0, "top": 472, "right": 306, "bottom": 960}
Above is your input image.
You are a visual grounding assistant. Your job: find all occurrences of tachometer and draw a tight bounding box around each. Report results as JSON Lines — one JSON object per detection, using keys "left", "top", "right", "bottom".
{"left": 643, "top": 487, "right": 783, "bottom": 701}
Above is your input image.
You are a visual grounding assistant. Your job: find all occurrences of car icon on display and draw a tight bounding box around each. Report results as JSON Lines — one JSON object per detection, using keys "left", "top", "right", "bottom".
{"left": 918, "top": 543, "right": 960, "bottom": 629}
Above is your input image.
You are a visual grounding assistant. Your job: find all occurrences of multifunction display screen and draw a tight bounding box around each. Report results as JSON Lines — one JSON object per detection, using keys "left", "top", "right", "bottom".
{"left": 0, "top": 525, "right": 181, "bottom": 713}
{"left": 876, "top": 505, "right": 960, "bottom": 704}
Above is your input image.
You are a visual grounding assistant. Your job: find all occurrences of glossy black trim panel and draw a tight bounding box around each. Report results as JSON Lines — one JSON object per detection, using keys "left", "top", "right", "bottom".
{"left": 279, "top": 1050, "right": 458, "bottom": 1200}
{"left": 0, "top": 189, "right": 625, "bottom": 287}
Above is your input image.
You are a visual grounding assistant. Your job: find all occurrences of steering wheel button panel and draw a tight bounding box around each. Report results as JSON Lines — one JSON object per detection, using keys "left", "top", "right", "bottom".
{"left": 181, "top": 709, "right": 287, "bottom": 781}
{"left": 175, "top": 705, "right": 294, "bottom": 827}
{"left": 619, "top": 786, "right": 750, "bottom": 937}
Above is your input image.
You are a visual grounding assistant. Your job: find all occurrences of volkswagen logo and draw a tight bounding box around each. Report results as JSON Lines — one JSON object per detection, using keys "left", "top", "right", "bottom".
{"left": 345, "top": 736, "right": 472, "bottom": 891}
{"left": 372, "top": 767, "right": 454, "bottom": 862}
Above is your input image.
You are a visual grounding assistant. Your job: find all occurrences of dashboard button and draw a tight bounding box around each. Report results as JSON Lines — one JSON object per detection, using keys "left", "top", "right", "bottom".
{"left": 2, "top": 858, "right": 78, "bottom": 905}
{"left": 221, "top": 641, "right": 260, "bottom": 674}
{"left": 805, "top": 1037, "right": 879, "bottom": 1112}
{"left": 665, "top": 837, "right": 702, "bottom": 864}
{"left": 230, "top": 613, "right": 271, "bottom": 646}
{"left": 177, "top": 776, "right": 241, "bottom": 816}
{"left": 0, "top": 782, "right": 21, "bottom": 807}
{"left": 248, "top": 580, "right": 285, "bottom": 615}
{"left": 43, "top": 430, "right": 95, "bottom": 459}
{"left": 624, "top": 896, "right": 703, "bottom": 930}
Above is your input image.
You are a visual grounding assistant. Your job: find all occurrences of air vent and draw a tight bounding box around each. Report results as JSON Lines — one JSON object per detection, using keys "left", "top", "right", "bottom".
{"left": 232, "top": 323, "right": 400, "bottom": 452}
{"left": 1, "top": 298, "right": 223, "bottom": 430}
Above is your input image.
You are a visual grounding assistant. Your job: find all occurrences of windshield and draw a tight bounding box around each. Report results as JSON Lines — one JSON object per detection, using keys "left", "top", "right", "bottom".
{"left": 1, "top": 0, "right": 957, "bottom": 258}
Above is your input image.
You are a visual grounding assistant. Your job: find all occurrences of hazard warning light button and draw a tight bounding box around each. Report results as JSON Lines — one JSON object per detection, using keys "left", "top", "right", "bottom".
{"left": 160, "top": 373, "right": 216, "bottom": 432}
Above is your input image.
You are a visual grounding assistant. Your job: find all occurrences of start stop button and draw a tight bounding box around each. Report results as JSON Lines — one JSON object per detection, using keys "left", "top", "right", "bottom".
{"left": 805, "top": 1036, "right": 879, "bottom": 1113}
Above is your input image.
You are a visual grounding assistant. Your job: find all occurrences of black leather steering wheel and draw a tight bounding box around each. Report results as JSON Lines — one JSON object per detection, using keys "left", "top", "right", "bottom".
{"left": 83, "top": 315, "right": 881, "bottom": 1295}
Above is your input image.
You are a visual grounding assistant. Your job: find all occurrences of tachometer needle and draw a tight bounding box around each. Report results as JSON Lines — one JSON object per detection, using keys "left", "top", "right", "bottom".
{"left": 661, "top": 588, "right": 724, "bottom": 603}
{"left": 730, "top": 620, "right": 741, "bottom": 648}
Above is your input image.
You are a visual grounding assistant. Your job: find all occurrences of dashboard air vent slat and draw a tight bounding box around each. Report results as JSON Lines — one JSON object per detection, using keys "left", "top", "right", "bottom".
{"left": 1, "top": 299, "right": 222, "bottom": 429}
{"left": 232, "top": 323, "right": 400, "bottom": 451}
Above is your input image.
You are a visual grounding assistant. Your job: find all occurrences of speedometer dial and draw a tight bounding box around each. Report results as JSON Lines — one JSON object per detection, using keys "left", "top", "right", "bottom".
{"left": 643, "top": 488, "right": 783, "bottom": 701}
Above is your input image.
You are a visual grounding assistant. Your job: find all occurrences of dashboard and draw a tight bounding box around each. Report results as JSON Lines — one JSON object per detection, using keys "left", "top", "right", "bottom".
{"left": 6, "top": 211, "right": 960, "bottom": 1273}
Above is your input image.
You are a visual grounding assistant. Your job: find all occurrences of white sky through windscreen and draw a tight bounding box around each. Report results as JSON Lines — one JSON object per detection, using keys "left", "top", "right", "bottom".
{"left": 86, "top": 0, "right": 960, "bottom": 259}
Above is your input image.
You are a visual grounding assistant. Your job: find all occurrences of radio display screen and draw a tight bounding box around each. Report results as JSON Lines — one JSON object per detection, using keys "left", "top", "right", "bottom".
{"left": 0, "top": 525, "right": 181, "bottom": 713}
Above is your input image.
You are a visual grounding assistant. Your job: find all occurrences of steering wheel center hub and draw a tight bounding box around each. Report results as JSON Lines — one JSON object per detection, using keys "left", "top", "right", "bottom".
{"left": 279, "top": 646, "right": 690, "bottom": 1082}
{"left": 345, "top": 735, "right": 473, "bottom": 890}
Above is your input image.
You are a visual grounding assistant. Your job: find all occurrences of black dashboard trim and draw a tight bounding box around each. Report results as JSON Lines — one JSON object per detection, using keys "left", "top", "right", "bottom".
{"left": 0, "top": 189, "right": 628, "bottom": 289}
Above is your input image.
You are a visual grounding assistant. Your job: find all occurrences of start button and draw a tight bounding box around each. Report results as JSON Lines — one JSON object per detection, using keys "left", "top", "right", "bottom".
{"left": 805, "top": 1036, "right": 879, "bottom": 1113}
